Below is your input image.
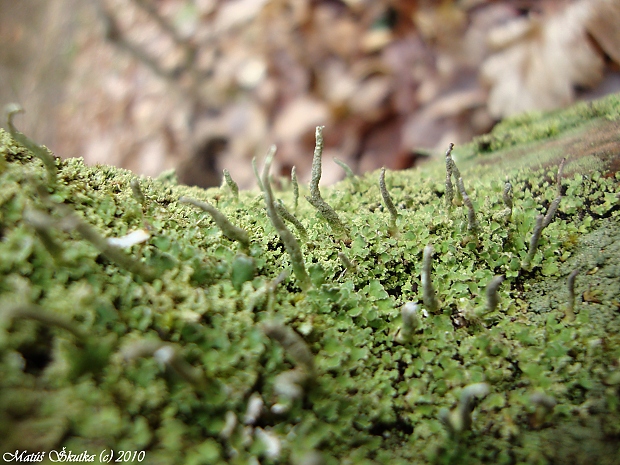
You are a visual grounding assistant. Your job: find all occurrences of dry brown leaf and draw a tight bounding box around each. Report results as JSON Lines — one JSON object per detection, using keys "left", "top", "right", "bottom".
{"left": 481, "top": 0, "right": 607, "bottom": 118}
{"left": 312, "top": 5, "right": 360, "bottom": 60}
{"left": 214, "top": 0, "right": 269, "bottom": 34}
{"left": 18, "top": 0, "right": 616, "bottom": 192}
{"left": 418, "top": 88, "right": 487, "bottom": 120}
{"left": 413, "top": 1, "right": 467, "bottom": 48}
{"left": 273, "top": 97, "right": 330, "bottom": 142}
{"left": 361, "top": 28, "right": 393, "bottom": 53}
{"left": 347, "top": 76, "right": 392, "bottom": 119}
{"left": 320, "top": 60, "right": 358, "bottom": 107}
{"left": 584, "top": 0, "right": 620, "bottom": 65}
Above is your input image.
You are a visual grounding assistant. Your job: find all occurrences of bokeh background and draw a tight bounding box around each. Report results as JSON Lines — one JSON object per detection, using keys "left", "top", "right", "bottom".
{"left": 1, "top": 0, "right": 619, "bottom": 188}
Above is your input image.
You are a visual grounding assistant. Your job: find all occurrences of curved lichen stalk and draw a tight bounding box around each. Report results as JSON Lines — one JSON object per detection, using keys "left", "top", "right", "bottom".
{"left": 305, "top": 126, "right": 349, "bottom": 240}
{"left": 179, "top": 196, "right": 250, "bottom": 249}
{"left": 379, "top": 167, "right": 399, "bottom": 234}
{"left": 259, "top": 146, "right": 311, "bottom": 291}
{"left": 5, "top": 104, "right": 57, "bottom": 184}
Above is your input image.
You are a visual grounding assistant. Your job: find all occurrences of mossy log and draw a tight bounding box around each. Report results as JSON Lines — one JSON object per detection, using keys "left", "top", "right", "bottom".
{"left": 1, "top": 94, "right": 619, "bottom": 464}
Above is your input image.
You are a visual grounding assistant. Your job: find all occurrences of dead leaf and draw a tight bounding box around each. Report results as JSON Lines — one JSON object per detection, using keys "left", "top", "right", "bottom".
{"left": 348, "top": 76, "right": 392, "bottom": 119}
{"left": 584, "top": 0, "right": 620, "bottom": 65}
{"left": 481, "top": 0, "right": 607, "bottom": 118}
{"left": 214, "top": 0, "right": 269, "bottom": 34}
{"left": 273, "top": 97, "right": 330, "bottom": 142}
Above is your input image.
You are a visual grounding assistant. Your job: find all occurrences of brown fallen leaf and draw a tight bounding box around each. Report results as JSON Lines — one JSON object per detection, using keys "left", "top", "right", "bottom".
{"left": 584, "top": 0, "right": 620, "bottom": 65}
{"left": 273, "top": 97, "right": 330, "bottom": 143}
{"left": 481, "top": 0, "right": 612, "bottom": 118}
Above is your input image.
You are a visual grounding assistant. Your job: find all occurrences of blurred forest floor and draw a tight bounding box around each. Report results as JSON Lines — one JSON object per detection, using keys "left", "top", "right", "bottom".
{"left": 1, "top": 0, "right": 619, "bottom": 188}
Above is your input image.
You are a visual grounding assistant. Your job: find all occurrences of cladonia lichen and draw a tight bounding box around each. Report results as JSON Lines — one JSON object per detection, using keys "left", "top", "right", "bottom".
{"left": 1, "top": 93, "right": 619, "bottom": 464}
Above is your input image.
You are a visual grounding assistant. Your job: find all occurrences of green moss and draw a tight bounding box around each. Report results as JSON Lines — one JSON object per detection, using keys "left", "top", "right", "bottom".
{"left": 473, "top": 95, "right": 620, "bottom": 153}
{"left": 1, "top": 94, "right": 620, "bottom": 464}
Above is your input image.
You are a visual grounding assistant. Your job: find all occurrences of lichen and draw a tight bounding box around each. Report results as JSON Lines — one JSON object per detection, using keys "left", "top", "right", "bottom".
{"left": 1, "top": 93, "right": 620, "bottom": 464}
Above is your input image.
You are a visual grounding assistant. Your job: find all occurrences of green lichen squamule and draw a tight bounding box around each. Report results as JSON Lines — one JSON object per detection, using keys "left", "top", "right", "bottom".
{"left": 1, "top": 93, "right": 620, "bottom": 464}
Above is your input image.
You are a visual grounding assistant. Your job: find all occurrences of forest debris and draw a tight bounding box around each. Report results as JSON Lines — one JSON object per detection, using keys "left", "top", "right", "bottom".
{"left": 481, "top": 0, "right": 617, "bottom": 118}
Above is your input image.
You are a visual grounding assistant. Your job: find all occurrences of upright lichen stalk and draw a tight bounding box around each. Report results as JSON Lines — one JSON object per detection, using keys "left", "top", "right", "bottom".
{"left": 395, "top": 302, "right": 422, "bottom": 344}
{"left": 222, "top": 169, "right": 239, "bottom": 199}
{"left": 522, "top": 158, "right": 566, "bottom": 269}
{"left": 523, "top": 214, "right": 545, "bottom": 269}
{"left": 262, "top": 322, "right": 315, "bottom": 413}
{"left": 260, "top": 146, "right": 311, "bottom": 291}
{"left": 27, "top": 204, "right": 158, "bottom": 282}
{"left": 439, "top": 383, "right": 490, "bottom": 436}
{"left": 179, "top": 196, "right": 250, "bottom": 250}
{"left": 565, "top": 268, "right": 579, "bottom": 321}
{"left": 422, "top": 245, "right": 439, "bottom": 313}
{"left": 502, "top": 180, "right": 513, "bottom": 221}
{"left": 334, "top": 157, "right": 360, "bottom": 189}
{"left": 379, "top": 168, "right": 399, "bottom": 234}
{"left": 445, "top": 143, "right": 455, "bottom": 208}
{"left": 6, "top": 104, "right": 57, "bottom": 184}
{"left": 485, "top": 275, "right": 505, "bottom": 312}
{"left": 306, "top": 126, "right": 349, "bottom": 239}
{"left": 275, "top": 200, "right": 307, "bottom": 241}
{"left": 456, "top": 177, "right": 479, "bottom": 234}
{"left": 130, "top": 178, "right": 147, "bottom": 207}
{"left": 291, "top": 166, "right": 299, "bottom": 211}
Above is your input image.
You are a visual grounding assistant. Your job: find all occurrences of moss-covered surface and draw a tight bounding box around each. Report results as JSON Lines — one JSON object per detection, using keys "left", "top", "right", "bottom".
{"left": 1, "top": 94, "right": 619, "bottom": 465}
